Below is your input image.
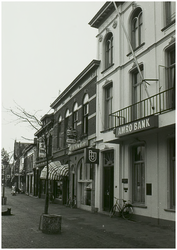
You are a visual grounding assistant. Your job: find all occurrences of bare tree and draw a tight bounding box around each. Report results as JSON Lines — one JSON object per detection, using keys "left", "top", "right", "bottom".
{"left": 7, "top": 103, "right": 51, "bottom": 214}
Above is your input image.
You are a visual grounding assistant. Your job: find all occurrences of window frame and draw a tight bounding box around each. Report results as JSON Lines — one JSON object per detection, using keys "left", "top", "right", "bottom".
{"left": 82, "top": 94, "right": 89, "bottom": 135}
{"left": 104, "top": 82, "right": 113, "bottom": 130}
{"left": 105, "top": 32, "right": 113, "bottom": 69}
{"left": 131, "top": 8, "right": 143, "bottom": 50}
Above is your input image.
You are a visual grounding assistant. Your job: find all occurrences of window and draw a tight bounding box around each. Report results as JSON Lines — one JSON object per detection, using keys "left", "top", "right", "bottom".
{"left": 168, "top": 138, "right": 175, "bottom": 209}
{"left": 48, "top": 135, "right": 52, "bottom": 157}
{"left": 83, "top": 94, "right": 89, "bottom": 135}
{"left": 132, "top": 145, "right": 145, "bottom": 204}
{"left": 78, "top": 157, "right": 92, "bottom": 206}
{"left": 105, "top": 32, "right": 113, "bottom": 69}
{"left": 57, "top": 116, "right": 62, "bottom": 149}
{"left": 64, "top": 109, "right": 70, "bottom": 147}
{"left": 165, "top": 2, "right": 176, "bottom": 26}
{"left": 73, "top": 102, "right": 78, "bottom": 130}
{"left": 132, "top": 65, "right": 145, "bottom": 119}
{"left": 131, "top": 8, "right": 143, "bottom": 50}
{"left": 104, "top": 83, "right": 113, "bottom": 129}
{"left": 166, "top": 45, "right": 175, "bottom": 109}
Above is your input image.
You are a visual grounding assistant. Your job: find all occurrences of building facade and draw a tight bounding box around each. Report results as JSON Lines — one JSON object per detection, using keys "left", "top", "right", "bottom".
{"left": 89, "top": 2, "right": 175, "bottom": 225}
{"left": 50, "top": 60, "right": 100, "bottom": 211}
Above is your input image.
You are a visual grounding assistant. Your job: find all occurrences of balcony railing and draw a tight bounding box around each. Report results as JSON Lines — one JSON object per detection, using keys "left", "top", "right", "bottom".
{"left": 111, "top": 88, "right": 175, "bottom": 127}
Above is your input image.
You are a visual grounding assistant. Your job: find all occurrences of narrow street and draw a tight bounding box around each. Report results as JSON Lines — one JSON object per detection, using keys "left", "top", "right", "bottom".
{"left": 2, "top": 187, "right": 175, "bottom": 248}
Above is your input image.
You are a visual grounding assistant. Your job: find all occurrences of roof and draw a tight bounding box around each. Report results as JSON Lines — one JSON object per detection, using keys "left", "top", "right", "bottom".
{"left": 88, "top": 2, "right": 124, "bottom": 29}
{"left": 50, "top": 59, "right": 100, "bottom": 109}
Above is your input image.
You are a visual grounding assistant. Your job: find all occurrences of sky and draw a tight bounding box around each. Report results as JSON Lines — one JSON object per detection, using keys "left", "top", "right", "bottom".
{"left": 1, "top": 1, "right": 104, "bottom": 158}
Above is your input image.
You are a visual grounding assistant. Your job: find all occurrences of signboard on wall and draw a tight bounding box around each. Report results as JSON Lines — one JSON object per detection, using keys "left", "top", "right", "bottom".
{"left": 115, "top": 115, "right": 158, "bottom": 138}
{"left": 84, "top": 148, "right": 99, "bottom": 164}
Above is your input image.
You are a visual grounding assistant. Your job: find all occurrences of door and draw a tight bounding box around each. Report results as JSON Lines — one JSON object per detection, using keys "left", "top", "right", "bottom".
{"left": 103, "top": 167, "right": 113, "bottom": 212}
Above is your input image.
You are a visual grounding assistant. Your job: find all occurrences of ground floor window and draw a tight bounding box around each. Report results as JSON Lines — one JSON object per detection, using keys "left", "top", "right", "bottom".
{"left": 132, "top": 145, "right": 145, "bottom": 204}
{"left": 79, "top": 182, "right": 92, "bottom": 206}
{"left": 169, "top": 138, "right": 175, "bottom": 209}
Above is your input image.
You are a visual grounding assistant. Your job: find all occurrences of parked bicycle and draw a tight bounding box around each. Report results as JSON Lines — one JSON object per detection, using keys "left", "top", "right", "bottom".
{"left": 65, "top": 196, "right": 77, "bottom": 208}
{"left": 110, "top": 197, "right": 133, "bottom": 220}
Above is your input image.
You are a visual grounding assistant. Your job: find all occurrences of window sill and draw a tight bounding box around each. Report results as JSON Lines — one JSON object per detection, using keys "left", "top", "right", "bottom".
{"left": 132, "top": 204, "right": 147, "bottom": 209}
{"left": 101, "top": 63, "right": 114, "bottom": 74}
{"left": 161, "top": 20, "right": 175, "bottom": 32}
{"left": 126, "top": 42, "right": 145, "bottom": 57}
{"left": 164, "top": 208, "right": 175, "bottom": 213}
{"left": 100, "top": 127, "right": 114, "bottom": 133}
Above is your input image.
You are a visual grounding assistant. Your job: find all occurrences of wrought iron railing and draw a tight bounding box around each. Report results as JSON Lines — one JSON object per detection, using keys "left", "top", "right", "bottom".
{"left": 111, "top": 88, "right": 175, "bottom": 127}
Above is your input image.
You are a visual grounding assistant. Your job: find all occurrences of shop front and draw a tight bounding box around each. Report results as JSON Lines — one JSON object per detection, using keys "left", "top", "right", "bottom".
{"left": 40, "top": 161, "right": 69, "bottom": 204}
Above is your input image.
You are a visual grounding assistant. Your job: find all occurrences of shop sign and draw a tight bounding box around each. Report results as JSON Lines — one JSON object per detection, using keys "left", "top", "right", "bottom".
{"left": 115, "top": 116, "right": 158, "bottom": 137}
{"left": 84, "top": 148, "right": 99, "bottom": 164}
{"left": 69, "top": 139, "right": 88, "bottom": 152}
{"left": 66, "top": 138, "right": 76, "bottom": 144}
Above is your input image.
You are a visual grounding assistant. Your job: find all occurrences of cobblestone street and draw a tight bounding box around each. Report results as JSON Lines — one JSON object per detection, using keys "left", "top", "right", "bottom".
{"left": 2, "top": 188, "right": 175, "bottom": 248}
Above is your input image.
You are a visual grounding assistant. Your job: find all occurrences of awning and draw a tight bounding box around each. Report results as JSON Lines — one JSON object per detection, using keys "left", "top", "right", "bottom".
{"left": 40, "top": 161, "right": 69, "bottom": 180}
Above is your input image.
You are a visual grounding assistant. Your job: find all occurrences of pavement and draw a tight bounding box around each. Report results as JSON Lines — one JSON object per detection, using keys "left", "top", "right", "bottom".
{"left": 1, "top": 187, "right": 175, "bottom": 248}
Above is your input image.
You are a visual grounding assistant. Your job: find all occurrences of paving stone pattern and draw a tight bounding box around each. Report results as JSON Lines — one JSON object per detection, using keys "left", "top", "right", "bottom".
{"left": 2, "top": 188, "right": 175, "bottom": 248}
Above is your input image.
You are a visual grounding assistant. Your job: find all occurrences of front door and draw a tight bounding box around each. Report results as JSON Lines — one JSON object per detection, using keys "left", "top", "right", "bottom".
{"left": 103, "top": 166, "right": 113, "bottom": 212}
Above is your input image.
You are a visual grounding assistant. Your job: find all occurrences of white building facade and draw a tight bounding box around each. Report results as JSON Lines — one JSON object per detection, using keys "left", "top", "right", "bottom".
{"left": 89, "top": 2, "right": 175, "bottom": 226}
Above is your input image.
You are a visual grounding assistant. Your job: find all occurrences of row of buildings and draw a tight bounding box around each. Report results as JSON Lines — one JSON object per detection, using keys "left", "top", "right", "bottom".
{"left": 10, "top": 2, "right": 175, "bottom": 226}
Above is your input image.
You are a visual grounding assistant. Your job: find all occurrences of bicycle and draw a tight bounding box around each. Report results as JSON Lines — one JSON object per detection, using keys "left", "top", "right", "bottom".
{"left": 110, "top": 197, "right": 133, "bottom": 220}
{"left": 65, "top": 196, "right": 77, "bottom": 208}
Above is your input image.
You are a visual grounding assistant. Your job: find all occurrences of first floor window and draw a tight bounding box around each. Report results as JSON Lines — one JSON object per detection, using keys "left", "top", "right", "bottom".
{"left": 165, "top": 2, "right": 176, "bottom": 26}
{"left": 104, "top": 83, "right": 113, "bottom": 129}
{"left": 132, "top": 145, "right": 145, "bottom": 204}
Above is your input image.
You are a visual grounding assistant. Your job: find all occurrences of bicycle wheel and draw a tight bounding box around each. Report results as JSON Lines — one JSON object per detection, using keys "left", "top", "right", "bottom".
{"left": 122, "top": 204, "right": 133, "bottom": 220}
{"left": 109, "top": 205, "right": 116, "bottom": 218}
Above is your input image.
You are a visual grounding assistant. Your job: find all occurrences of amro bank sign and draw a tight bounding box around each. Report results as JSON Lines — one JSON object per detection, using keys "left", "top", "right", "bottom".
{"left": 115, "top": 116, "right": 158, "bottom": 137}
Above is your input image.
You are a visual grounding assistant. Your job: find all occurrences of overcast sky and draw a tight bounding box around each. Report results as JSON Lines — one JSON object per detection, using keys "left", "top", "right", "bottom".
{"left": 1, "top": 1, "right": 104, "bottom": 157}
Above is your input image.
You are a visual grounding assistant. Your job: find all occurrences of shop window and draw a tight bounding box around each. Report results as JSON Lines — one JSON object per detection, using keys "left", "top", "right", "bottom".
{"left": 78, "top": 157, "right": 92, "bottom": 206}
{"left": 105, "top": 32, "right": 113, "bottom": 69}
{"left": 131, "top": 8, "right": 143, "bottom": 50}
{"left": 104, "top": 82, "right": 113, "bottom": 130}
{"left": 164, "top": 2, "right": 176, "bottom": 27}
{"left": 83, "top": 94, "right": 89, "bottom": 135}
{"left": 72, "top": 102, "right": 78, "bottom": 130}
{"left": 168, "top": 138, "right": 175, "bottom": 209}
{"left": 57, "top": 115, "right": 62, "bottom": 149}
{"left": 132, "top": 145, "right": 145, "bottom": 204}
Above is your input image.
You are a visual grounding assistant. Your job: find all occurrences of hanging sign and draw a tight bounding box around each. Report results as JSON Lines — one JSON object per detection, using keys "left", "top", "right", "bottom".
{"left": 84, "top": 148, "right": 99, "bottom": 164}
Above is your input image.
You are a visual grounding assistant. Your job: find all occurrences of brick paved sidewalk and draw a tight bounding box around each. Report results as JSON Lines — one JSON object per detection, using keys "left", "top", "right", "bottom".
{"left": 1, "top": 187, "right": 175, "bottom": 248}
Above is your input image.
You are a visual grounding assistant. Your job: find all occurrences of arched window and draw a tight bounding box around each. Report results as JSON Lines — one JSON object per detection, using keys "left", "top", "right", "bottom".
{"left": 83, "top": 94, "right": 89, "bottom": 135}
{"left": 105, "top": 32, "right": 113, "bottom": 69}
{"left": 131, "top": 8, "right": 143, "bottom": 50}
{"left": 72, "top": 102, "right": 78, "bottom": 130}
{"left": 57, "top": 115, "right": 62, "bottom": 149}
{"left": 64, "top": 109, "right": 70, "bottom": 147}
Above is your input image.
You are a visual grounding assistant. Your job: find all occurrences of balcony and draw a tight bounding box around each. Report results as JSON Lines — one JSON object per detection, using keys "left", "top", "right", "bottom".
{"left": 111, "top": 88, "right": 175, "bottom": 128}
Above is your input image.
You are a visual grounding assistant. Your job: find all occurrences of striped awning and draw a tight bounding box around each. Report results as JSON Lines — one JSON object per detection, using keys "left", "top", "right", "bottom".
{"left": 40, "top": 161, "right": 69, "bottom": 180}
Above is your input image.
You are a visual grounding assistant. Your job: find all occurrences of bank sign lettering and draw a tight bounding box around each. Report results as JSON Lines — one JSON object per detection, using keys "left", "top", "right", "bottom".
{"left": 115, "top": 116, "right": 158, "bottom": 137}
{"left": 84, "top": 148, "right": 99, "bottom": 164}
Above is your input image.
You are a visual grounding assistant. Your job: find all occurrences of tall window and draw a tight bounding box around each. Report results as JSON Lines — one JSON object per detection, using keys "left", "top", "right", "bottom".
{"left": 78, "top": 157, "right": 92, "bottom": 206}
{"left": 48, "top": 135, "right": 52, "bottom": 157}
{"left": 169, "top": 138, "right": 175, "bottom": 209}
{"left": 73, "top": 102, "right": 78, "bottom": 130}
{"left": 83, "top": 94, "right": 89, "bottom": 135}
{"left": 64, "top": 109, "right": 69, "bottom": 147}
{"left": 132, "top": 145, "right": 145, "bottom": 204}
{"left": 105, "top": 33, "right": 113, "bottom": 69}
{"left": 104, "top": 83, "right": 113, "bottom": 129}
{"left": 131, "top": 8, "right": 143, "bottom": 50}
{"left": 132, "top": 66, "right": 145, "bottom": 119}
{"left": 57, "top": 115, "right": 62, "bottom": 149}
{"left": 165, "top": 2, "right": 176, "bottom": 26}
{"left": 166, "top": 45, "right": 175, "bottom": 109}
